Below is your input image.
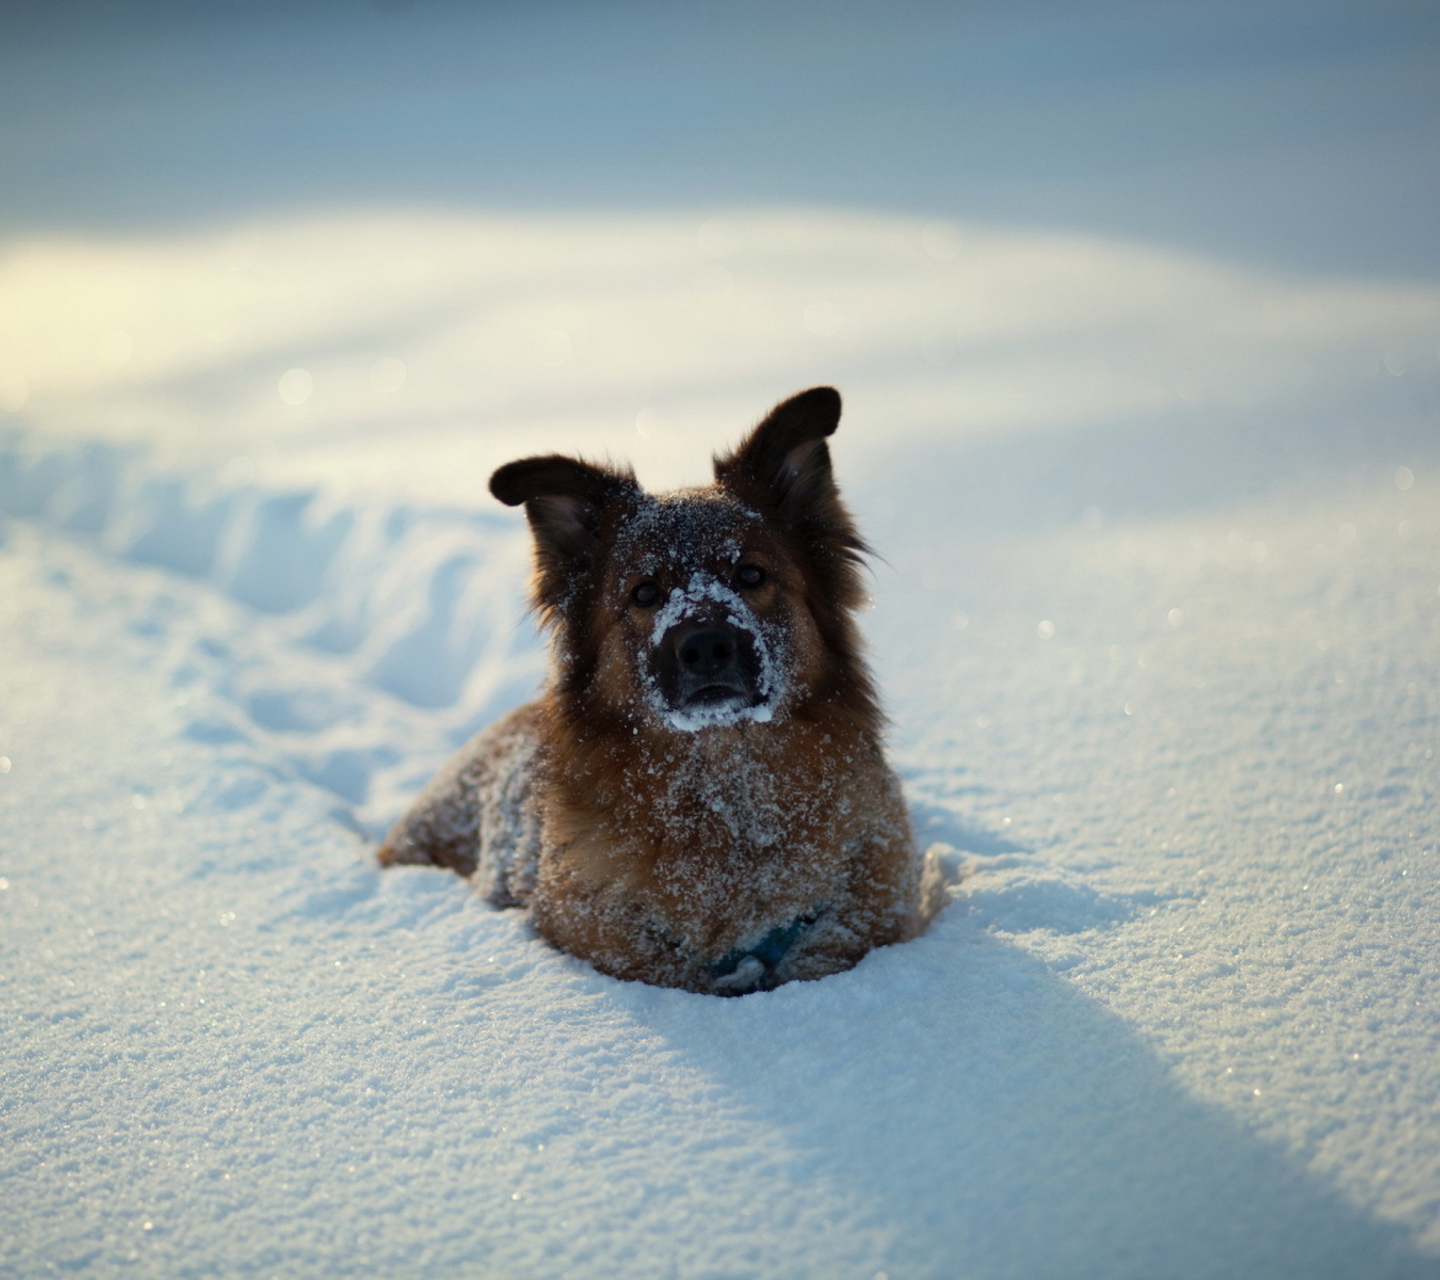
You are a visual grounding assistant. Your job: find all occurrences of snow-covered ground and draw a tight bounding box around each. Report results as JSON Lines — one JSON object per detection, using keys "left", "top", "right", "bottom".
{"left": 4, "top": 4, "right": 1440, "bottom": 1277}
{"left": 2, "top": 206, "right": 1438, "bottom": 1278}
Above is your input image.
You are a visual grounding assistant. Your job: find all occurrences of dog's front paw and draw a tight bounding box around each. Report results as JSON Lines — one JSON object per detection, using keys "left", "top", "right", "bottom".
{"left": 711, "top": 955, "right": 768, "bottom": 994}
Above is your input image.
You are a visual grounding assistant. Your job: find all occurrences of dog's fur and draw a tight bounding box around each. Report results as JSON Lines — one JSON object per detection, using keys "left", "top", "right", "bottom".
{"left": 378, "top": 387, "right": 931, "bottom": 994}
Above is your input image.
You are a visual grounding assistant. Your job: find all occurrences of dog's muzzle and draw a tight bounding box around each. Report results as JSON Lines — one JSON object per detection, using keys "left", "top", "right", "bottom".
{"left": 653, "top": 618, "right": 763, "bottom": 711}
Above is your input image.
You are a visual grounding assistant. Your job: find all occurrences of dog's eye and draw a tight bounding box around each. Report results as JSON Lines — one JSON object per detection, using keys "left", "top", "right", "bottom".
{"left": 630, "top": 581, "right": 661, "bottom": 608}
{"left": 735, "top": 564, "right": 766, "bottom": 589}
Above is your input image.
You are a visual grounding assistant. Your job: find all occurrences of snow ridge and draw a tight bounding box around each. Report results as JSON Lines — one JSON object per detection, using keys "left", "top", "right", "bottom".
{"left": 0, "top": 429, "right": 542, "bottom": 832}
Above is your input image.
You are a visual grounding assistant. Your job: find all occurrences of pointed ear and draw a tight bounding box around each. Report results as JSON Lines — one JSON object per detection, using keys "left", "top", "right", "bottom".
{"left": 490, "top": 455, "right": 635, "bottom": 596}
{"left": 713, "top": 386, "right": 843, "bottom": 525}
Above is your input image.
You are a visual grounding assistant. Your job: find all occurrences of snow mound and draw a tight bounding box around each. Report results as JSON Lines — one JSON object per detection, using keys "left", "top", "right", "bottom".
{"left": 0, "top": 428, "right": 541, "bottom": 834}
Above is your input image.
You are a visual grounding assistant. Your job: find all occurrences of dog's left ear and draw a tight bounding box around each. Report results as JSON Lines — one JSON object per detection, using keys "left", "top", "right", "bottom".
{"left": 717, "top": 387, "right": 872, "bottom": 657}
{"left": 713, "top": 386, "right": 845, "bottom": 528}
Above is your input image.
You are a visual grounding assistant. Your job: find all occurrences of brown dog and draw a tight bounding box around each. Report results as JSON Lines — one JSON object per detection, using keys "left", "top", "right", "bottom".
{"left": 378, "top": 387, "right": 932, "bottom": 993}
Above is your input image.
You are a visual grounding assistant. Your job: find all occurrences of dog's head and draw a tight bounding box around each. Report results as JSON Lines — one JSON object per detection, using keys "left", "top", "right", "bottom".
{"left": 491, "top": 387, "right": 876, "bottom": 732}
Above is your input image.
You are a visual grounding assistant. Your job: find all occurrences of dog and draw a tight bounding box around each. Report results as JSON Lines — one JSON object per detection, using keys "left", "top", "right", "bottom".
{"left": 378, "top": 387, "right": 939, "bottom": 993}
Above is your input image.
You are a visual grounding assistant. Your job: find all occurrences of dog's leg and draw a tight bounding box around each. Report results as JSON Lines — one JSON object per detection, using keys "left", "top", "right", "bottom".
{"left": 377, "top": 702, "right": 542, "bottom": 904}
{"left": 376, "top": 732, "right": 490, "bottom": 876}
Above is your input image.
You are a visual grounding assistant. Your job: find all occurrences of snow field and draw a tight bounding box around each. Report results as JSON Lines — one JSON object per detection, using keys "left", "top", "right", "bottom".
{"left": 882, "top": 471, "right": 1440, "bottom": 1237}
{"left": 1, "top": 206, "right": 1439, "bottom": 1277}
{"left": 3, "top": 431, "right": 1438, "bottom": 1278}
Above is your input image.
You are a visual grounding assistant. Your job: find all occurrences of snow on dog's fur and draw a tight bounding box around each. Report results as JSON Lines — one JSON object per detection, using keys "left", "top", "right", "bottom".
{"left": 379, "top": 387, "right": 938, "bottom": 993}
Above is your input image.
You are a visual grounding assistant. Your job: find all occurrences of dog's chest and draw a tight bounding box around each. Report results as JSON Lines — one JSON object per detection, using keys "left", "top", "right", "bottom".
{"left": 631, "top": 729, "right": 855, "bottom": 854}
{"left": 647, "top": 745, "right": 802, "bottom": 852}
{"left": 546, "top": 724, "right": 867, "bottom": 904}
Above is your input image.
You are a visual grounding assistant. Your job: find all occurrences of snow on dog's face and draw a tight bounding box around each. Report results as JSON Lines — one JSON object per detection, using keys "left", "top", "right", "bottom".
{"left": 490, "top": 387, "right": 880, "bottom": 734}
{"left": 609, "top": 493, "right": 791, "bottom": 732}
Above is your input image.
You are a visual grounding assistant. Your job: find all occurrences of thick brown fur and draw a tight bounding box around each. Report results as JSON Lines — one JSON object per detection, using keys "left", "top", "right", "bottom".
{"left": 379, "top": 387, "right": 926, "bottom": 994}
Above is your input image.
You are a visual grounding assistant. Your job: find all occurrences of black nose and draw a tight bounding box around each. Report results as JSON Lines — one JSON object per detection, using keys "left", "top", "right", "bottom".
{"left": 652, "top": 619, "right": 761, "bottom": 712}
{"left": 674, "top": 625, "right": 740, "bottom": 680}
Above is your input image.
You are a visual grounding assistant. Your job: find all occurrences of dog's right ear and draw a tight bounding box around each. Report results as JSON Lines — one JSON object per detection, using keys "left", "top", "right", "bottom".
{"left": 490, "top": 455, "right": 635, "bottom": 602}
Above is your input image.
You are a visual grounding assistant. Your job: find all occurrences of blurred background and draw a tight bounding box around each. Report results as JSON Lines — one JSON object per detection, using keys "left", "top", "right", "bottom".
{"left": 5, "top": 0, "right": 1439, "bottom": 268}
{"left": 2, "top": 0, "right": 1438, "bottom": 504}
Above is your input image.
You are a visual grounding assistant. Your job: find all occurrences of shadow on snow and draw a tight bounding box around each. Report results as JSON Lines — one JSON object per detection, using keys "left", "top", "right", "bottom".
{"left": 629, "top": 914, "right": 1435, "bottom": 1280}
